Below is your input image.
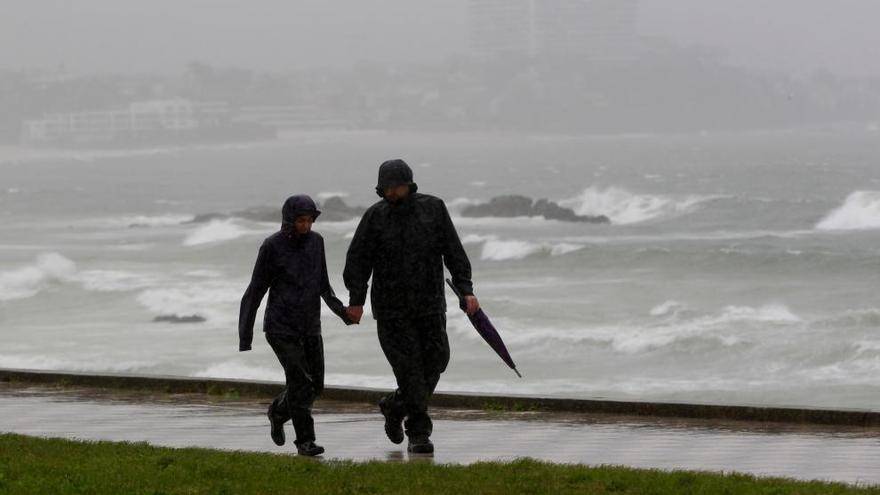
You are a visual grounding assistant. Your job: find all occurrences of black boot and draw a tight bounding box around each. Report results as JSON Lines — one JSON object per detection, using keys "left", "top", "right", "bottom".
{"left": 296, "top": 441, "right": 325, "bottom": 457}
{"left": 407, "top": 436, "right": 434, "bottom": 454}
{"left": 379, "top": 396, "right": 404, "bottom": 444}
{"left": 267, "top": 402, "right": 285, "bottom": 446}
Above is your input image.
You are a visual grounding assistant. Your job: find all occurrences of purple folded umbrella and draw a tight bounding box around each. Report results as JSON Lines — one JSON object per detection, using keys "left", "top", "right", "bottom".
{"left": 446, "top": 279, "right": 522, "bottom": 378}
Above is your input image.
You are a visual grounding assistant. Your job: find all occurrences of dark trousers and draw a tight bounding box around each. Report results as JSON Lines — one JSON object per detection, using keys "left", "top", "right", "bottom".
{"left": 266, "top": 333, "right": 324, "bottom": 445}
{"left": 377, "top": 314, "right": 449, "bottom": 440}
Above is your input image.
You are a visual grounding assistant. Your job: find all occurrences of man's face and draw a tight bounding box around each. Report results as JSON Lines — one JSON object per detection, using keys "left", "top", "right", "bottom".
{"left": 383, "top": 184, "right": 410, "bottom": 203}
{"left": 294, "top": 215, "right": 314, "bottom": 235}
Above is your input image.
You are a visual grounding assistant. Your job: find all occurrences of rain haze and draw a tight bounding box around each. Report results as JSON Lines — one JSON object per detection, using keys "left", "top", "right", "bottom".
{"left": 2, "top": 0, "right": 880, "bottom": 417}
{"left": 2, "top": 1, "right": 880, "bottom": 76}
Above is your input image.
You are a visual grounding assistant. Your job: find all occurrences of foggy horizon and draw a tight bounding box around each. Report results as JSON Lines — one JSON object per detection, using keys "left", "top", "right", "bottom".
{"left": 2, "top": 0, "right": 880, "bottom": 79}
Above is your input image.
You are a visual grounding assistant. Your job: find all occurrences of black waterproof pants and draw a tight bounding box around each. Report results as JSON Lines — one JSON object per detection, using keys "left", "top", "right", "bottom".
{"left": 377, "top": 314, "right": 450, "bottom": 440}
{"left": 266, "top": 333, "right": 324, "bottom": 445}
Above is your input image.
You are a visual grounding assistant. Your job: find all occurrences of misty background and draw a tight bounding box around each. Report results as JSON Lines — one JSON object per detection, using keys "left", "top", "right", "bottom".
{"left": 2, "top": 0, "right": 880, "bottom": 143}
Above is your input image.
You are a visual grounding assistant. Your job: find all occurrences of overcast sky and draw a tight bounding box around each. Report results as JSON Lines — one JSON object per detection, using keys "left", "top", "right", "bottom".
{"left": 2, "top": 0, "right": 879, "bottom": 78}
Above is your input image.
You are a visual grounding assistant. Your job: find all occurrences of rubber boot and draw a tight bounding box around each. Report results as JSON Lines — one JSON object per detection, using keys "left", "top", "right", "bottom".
{"left": 296, "top": 441, "right": 325, "bottom": 457}
{"left": 267, "top": 402, "right": 286, "bottom": 446}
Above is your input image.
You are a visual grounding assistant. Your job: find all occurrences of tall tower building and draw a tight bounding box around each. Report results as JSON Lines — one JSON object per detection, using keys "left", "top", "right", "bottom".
{"left": 534, "top": 0, "right": 638, "bottom": 62}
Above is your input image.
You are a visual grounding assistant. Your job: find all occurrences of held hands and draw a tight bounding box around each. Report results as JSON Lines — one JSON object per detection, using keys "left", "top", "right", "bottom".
{"left": 346, "top": 305, "right": 364, "bottom": 324}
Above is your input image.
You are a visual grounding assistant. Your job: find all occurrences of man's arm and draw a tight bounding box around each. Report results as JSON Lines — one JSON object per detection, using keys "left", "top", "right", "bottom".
{"left": 439, "top": 200, "right": 479, "bottom": 315}
{"left": 238, "top": 242, "right": 273, "bottom": 351}
{"left": 343, "top": 209, "right": 375, "bottom": 311}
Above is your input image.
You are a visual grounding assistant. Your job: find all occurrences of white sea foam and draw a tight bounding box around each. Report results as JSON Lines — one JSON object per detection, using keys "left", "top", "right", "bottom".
{"left": 73, "top": 270, "right": 162, "bottom": 292}
{"left": 84, "top": 214, "right": 194, "bottom": 229}
{"left": 447, "top": 197, "right": 482, "bottom": 215}
{"left": 0, "top": 253, "right": 77, "bottom": 301}
{"left": 0, "top": 353, "right": 157, "bottom": 373}
{"left": 476, "top": 303, "right": 800, "bottom": 355}
{"left": 559, "top": 186, "right": 720, "bottom": 225}
{"left": 136, "top": 281, "right": 242, "bottom": 322}
{"left": 479, "top": 238, "right": 584, "bottom": 261}
{"left": 815, "top": 191, "right": 880, "bottom": 231}
{"left": 649, "top": 300, "right": 686, "bottom": 317}
{"left": 183, "top": 220, "right": 255, "bottom": 246}
{"left": 549, "top": 243, "right": 584, "bottom": 256}
{"left": 710, "top": 304, "right": 801, "bottom": 324}
{"left": 481, "top": 240, "right": 542, "bottom": 261}
{"left": 461, "top": 233, "right": 496, "bottom": 245}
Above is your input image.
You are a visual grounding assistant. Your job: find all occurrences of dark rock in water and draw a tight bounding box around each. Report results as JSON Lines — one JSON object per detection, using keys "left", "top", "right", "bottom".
{"left": 153, "top": 314, "right": 207, "bottom": 324}
{"left": 318, "top": 196, "right": 364, "bottom": 222}
{"left": 234, "top": 206, "right": 279, "bottom": 223}
{"left": 461, "top": 195, "right": 535, "bottom": 218}
{"left": 533, "top": 199, "right": 610, "bottom": 224}
{"left": 462, "top": 195, "right": 610, "bottom": 224}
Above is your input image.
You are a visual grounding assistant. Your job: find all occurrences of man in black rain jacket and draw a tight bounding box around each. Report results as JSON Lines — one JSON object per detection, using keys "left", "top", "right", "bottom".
{"left": 239, "top": 194, "right": 352, "bottom": 456}
{"left": 344, "top": 159, "right": 479, "bottom": 454}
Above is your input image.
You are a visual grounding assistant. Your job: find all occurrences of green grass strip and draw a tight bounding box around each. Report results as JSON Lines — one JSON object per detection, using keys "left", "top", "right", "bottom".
{"left": 0, "top": 433, "right": 876, "bottom": 494}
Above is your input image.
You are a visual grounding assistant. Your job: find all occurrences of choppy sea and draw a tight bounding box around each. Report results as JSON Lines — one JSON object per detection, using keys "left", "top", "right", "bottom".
{"left": 2, "top": 128, "right": 879, "bottom": 410}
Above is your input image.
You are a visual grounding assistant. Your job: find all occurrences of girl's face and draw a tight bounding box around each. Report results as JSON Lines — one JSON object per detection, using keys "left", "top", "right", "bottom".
{"left": 294, "top": 215, "right": 314, "bottom": 235}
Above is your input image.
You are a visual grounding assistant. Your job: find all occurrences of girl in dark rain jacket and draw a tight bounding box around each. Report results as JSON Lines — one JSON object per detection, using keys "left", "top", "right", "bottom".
{"left": 238, "top": 194, "right": 352, "bottom": 456}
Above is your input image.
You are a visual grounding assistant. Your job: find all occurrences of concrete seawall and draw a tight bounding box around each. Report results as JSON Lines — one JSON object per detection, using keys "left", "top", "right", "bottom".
{"left": 2, "top": 368, "right": 878, "bottom": 427}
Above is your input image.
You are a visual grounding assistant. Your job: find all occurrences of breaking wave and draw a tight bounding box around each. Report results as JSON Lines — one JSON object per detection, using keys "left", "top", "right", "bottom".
{"left": 0, "top": 253, "right": 193, "bottom": 300}
{"left": 136, "top": 282, "right": 242, "bottom": 323}
{"left": 447, "top": 197, "right": 483, "bottom": 215}
{"left": 479, "top": 238, "right": 584, "bottom": 261}
{"left": 649, "top": 300, "right": 688, "bottom": 317}
{"left": 559, "top": 186, "right": 722, "bottom": 225}
{"left": 183, "top": 220, "right": 255, "bottom": 246}
{"left": 815, "top": 191, "right": 880, "bottom": 231}
{"left": 73, "top": 270, "right": 163, "bottom": 292}
{"left": 0, "top": 253, "right": 77, "bottom": 301}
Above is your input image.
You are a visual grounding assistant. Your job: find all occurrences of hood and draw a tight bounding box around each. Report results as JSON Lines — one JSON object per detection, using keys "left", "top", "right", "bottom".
{"left": 282, "top": 194, "right": 321, "bottom": 223}
{"left": 375, "top": 159, "right": 419, "bottom": 198}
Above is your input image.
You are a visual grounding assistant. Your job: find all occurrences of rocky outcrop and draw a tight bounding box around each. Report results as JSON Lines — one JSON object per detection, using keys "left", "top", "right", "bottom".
{"left": 461, "top": 195, "right": 610, "bottom": 224}
{"left": 315, "top": 196, "right": 364, "bottom": 222}
{"left": 153, "top": 314, "right": 207, "bottom": 324}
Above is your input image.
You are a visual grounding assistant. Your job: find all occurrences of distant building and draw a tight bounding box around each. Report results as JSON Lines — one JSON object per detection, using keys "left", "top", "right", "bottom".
{"left": 468, "top": 0, "right": 639, "bottom": 63}
{"left": 236, "top": 105, "right": 353, "bottom": 130}
{"left": 20, "top": 99, "right": 273, "bottom": 147}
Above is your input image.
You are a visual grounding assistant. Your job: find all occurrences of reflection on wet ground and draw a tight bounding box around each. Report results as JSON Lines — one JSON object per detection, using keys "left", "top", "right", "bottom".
{"left": 1, "top": 384, "right": 878, "bottom": 485}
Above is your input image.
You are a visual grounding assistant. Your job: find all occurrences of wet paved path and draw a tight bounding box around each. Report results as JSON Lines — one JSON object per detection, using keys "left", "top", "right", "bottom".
{"left": 1, "top": 386, "right": 878, "bottom": 486}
